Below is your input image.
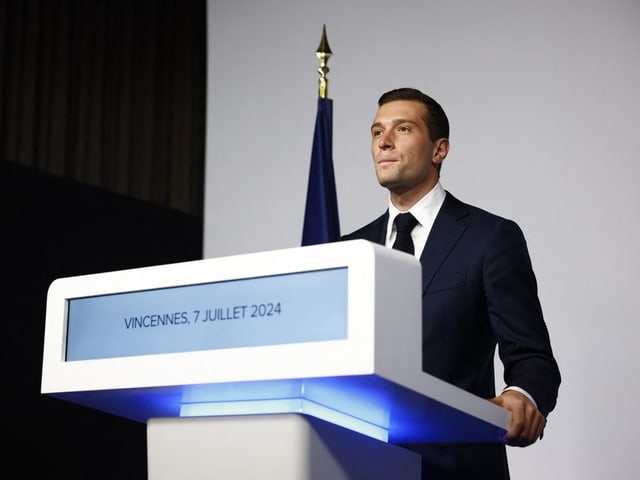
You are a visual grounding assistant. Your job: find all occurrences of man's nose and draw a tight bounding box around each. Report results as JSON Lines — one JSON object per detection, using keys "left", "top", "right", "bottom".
{"left": 378, "top": 132, "right": 393, "bottom": 149}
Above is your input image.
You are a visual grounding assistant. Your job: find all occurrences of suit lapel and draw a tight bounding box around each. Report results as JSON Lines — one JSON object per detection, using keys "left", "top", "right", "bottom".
{"left": 420, "top": 193, "right": 469, "bottom": 294}
{"left": 344, "top": 198, "right": 469, "bottom": 295}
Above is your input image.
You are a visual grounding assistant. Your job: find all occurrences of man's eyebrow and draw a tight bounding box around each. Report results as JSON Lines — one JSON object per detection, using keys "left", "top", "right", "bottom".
{"left": 370, "top": 118, "right": 420, "bottom": 131}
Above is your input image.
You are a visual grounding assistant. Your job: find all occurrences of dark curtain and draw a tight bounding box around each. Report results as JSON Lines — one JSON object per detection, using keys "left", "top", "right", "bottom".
{"left": 0, "top": 0, "right": 206, "bottom": 215}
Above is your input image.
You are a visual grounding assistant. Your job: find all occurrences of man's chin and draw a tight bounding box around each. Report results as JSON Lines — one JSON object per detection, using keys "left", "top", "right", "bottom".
{"left": 377, "top": 177, "right": 401, "bottom": 190}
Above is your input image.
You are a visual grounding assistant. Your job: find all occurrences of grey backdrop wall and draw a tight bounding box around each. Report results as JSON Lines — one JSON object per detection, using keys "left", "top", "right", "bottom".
{"left": 204, "top": 1, "right": 640, "bottom": 478}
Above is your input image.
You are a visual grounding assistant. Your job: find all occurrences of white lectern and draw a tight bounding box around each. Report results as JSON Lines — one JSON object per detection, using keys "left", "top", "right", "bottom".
{"left": 41, "top": 240, "right": 508, "bottom": 479}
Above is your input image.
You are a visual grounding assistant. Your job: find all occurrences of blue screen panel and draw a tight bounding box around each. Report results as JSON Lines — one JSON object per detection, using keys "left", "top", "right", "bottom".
{"left": 65, "top": 267, "right": 348, "bottom": 361}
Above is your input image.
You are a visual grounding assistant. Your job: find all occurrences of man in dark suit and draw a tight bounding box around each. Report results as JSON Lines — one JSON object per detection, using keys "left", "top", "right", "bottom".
{"left": 341, "top": 88, "right": 560, "bottom": 479}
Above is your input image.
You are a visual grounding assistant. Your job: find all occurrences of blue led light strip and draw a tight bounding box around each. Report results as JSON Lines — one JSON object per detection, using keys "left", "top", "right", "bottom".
{"left": 180, "top": 397, "right": 389, "bottom": 442}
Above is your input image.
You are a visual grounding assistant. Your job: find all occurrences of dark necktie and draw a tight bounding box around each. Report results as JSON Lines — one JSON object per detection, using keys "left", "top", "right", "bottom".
{"left": 392, "top": 212, "right": 418, "bottom": 255}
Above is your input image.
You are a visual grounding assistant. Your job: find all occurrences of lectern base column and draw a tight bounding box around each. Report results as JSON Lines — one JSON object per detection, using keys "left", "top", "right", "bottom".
{"left": 147, "top": 413, "right": 420, "bottom": 480}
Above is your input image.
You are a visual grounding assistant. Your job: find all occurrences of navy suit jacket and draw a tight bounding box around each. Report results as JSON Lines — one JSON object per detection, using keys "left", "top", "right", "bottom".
{"left": 341, "top": 191, "right": 560, "bottom": 479}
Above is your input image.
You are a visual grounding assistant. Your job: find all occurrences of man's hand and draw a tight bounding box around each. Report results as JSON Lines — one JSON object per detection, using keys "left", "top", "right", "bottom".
{"left": 489, "top": 390, "right": 546, "bottom": 447}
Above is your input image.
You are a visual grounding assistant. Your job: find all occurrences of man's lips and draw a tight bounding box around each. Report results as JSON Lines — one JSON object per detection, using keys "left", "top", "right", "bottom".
{"left": 376, "top": 157, "right": 397, "bottom": 164}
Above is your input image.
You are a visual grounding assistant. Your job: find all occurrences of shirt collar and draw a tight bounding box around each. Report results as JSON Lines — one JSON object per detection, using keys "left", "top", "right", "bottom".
{"left": 386, "top": 182, "right": 446, "bottom": 243}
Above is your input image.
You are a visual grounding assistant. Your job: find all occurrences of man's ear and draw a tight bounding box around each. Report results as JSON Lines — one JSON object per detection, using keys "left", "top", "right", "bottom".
{"left": 433, "top": 138, "right": 450, "bottom": 165}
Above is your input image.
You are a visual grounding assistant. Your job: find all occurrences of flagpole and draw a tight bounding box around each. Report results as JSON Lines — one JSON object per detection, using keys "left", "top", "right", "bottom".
{"left": 316, "top": 24, "right": 332, "bottom": 99}
{"left": 302, "top": 26, "right": 340, "bottom": 246}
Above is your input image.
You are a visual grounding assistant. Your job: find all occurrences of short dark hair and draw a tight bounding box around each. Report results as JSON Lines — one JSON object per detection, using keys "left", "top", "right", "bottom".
{"left": 378, "top": 88, "right": 449, "bottom": 142}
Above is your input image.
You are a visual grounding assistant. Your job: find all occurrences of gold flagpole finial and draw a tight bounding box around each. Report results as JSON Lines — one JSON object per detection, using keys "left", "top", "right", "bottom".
{"left": 315, "top": 24, "right": 332, "bottom": 99}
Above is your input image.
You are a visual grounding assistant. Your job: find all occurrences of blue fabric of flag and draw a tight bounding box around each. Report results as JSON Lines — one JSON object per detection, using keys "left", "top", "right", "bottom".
{"left": 302, "top": 97, "right": 340, "bottom": 245}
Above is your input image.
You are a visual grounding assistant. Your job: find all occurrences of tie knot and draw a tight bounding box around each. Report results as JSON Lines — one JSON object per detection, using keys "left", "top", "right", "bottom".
{"left": 394, "top": 212, "right": 418, "bottom": 233}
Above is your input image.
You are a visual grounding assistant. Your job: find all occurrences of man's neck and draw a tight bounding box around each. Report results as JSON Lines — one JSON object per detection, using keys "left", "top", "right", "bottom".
{"left": 389, "top": 179, "right": 439, "bottom": 211}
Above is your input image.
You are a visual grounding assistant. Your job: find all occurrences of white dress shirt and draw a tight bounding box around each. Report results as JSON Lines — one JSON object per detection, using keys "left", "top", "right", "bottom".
{"left": 386, "top": 181, "right": 446, "bottom": 259}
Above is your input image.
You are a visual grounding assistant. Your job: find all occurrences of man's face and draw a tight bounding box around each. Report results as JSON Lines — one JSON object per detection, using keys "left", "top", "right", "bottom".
{"left": 370, "top": 100, "right": 446, "bottom": 200}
